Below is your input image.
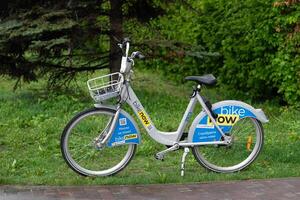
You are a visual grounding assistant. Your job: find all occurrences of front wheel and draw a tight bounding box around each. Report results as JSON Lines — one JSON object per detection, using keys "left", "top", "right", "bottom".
{"left": 192, "top": 117, "right": 264, "bottom": 173}
{"left": 61, "top": 108, "right": 136, "bottom": 176}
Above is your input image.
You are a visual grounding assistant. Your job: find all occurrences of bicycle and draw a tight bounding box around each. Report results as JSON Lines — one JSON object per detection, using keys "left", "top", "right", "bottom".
{"left": 60, "top": 38, "right": 269, "bottom": 177}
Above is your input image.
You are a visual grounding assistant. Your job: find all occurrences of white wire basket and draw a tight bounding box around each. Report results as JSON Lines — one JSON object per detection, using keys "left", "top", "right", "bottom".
{"left": 87, "top": 72, "right": 124, "bottom": 102}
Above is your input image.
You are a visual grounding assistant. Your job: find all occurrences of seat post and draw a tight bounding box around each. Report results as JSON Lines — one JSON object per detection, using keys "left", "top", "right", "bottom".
{"left": 190, "top": 84, "right": 201, "bottom": 98}
{"left": 197, "top": 84, "right": 201, "bottom": 91}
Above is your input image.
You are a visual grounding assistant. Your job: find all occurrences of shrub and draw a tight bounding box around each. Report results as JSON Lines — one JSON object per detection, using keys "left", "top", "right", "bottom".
{"left": 140, "top": 0, "right": 300, "bottom": 106}
{"left": 196, "top": 0, "right": 300, "bottom": 105}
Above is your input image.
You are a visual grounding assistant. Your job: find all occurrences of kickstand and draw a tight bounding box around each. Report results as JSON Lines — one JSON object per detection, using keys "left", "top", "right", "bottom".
{"left": 181, "top": 147, "right": 190, "bottom": 177}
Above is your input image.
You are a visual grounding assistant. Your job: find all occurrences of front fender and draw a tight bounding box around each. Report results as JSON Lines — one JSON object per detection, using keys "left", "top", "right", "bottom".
{"left": 188, "top": 100, "right": 268, "bottom": 143}
{"left": 94, "top": 104, "right": 141, "bottom": 147}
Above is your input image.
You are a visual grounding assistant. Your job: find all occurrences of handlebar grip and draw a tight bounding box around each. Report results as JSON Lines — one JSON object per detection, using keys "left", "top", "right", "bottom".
{"left": 137, "top": 53, "right": 145, "bottom": 59}
{"left": 132, "top": 51, "right": 145, "bottom": 60}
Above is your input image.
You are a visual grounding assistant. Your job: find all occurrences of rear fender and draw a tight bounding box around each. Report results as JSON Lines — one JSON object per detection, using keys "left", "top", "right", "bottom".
{"left": 188, "top": 100, "right": 268, "bottom": 143}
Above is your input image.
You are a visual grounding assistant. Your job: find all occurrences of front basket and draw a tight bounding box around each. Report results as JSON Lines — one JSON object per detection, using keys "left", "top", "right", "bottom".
{"left": 87, "top": 72, "right": 124, "bottom": 102}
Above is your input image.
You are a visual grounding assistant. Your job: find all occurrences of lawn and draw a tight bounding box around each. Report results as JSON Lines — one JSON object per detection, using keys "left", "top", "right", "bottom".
{"left": 0, "top": 69, "right": 300, "bottom": 185}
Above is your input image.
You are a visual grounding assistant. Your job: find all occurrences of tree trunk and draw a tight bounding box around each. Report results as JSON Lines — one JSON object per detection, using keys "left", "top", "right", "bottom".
{"left": 109, "top": 0, "right": 123, "bottom": 74}
{"left": 0, "top": 0, "right": 8, "bottom": 18}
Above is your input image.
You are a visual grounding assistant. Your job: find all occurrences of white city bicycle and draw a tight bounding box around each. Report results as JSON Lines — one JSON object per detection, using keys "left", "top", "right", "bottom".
{"left": 61, "top": 38, "right": 268, "bottom": 177}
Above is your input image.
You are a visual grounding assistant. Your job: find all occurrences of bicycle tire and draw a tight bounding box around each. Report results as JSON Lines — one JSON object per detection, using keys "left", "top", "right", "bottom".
{"left": 192, "top": 117, "right": 264, "bottom": 173}
{"left": 61, "top": 107, "right": 137, "bottom": 176}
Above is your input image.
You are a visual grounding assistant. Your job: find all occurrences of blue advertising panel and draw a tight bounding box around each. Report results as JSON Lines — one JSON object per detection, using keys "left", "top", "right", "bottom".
{"left": 192, "top": 105, "right": 256, "bottom": 142}
{"left": 107, "top": 112, "right": 140, "bottom": 147}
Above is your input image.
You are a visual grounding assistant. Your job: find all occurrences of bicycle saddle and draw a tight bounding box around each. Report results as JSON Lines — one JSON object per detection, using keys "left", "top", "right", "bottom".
{"left": 185, "top": 74, "right": 217, "bottom": 86}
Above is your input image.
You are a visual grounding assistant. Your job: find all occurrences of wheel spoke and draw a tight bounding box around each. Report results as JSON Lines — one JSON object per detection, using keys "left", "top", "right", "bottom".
{"left": 61, "top": 108, "right": 136, "bottom": 176}
{"left": 193, "top": 117, "right": 263, "bottom": 173}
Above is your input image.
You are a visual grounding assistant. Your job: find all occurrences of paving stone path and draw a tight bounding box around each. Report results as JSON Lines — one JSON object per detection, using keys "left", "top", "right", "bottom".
{"left": 1, "top": 178, "right": 300, "bottom": 200}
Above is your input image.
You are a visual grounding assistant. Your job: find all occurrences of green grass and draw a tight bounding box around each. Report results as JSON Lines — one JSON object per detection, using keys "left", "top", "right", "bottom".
{"left": 0, "top": 69, "right": 300, "bottom": 185}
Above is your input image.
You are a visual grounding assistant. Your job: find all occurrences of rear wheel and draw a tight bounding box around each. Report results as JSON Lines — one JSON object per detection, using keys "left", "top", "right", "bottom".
{"left": 192, "top": 117, "right": 264, "bottom": 173}
{"left": 61, "top": 108, "right": 136, "bottom": 176}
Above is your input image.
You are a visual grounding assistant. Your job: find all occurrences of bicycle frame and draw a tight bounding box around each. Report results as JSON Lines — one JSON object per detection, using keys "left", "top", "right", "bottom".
{"left": 100, "top": 81, "right": 228, "bottom": 147}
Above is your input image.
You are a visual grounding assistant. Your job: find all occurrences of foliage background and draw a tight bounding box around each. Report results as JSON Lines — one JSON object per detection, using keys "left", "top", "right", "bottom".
{"left": 1, "top": 0, "right": 300, "bottom": 105}
{"left": 134, "top": 0, "right": 300, "bottom": 106}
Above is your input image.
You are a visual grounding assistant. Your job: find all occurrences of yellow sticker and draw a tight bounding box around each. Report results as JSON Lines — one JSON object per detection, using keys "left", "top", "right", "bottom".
{"left": 138, "top": 111, "right": 151, "bottom": 127}
{"left": 207, "top": 114, "right": 239, "bottom": 126}
{"left": 246, "top": 135, "right": 253, "bottom": 151}
{"left": 124, "top": 134, "right": 138, "bottom": 140}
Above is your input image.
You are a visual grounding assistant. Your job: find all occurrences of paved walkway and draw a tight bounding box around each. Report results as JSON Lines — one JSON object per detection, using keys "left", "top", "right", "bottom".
{"left": 1, "top": 178, "right": 300, "bottom": 200}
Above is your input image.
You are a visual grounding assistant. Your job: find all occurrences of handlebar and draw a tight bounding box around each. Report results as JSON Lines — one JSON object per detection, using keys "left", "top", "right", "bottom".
{"left": 118, "top": 38, "right": 145, "bottom": 60}
{"left": 131, "top": 51, "right": 145, "bottom": 60}
{"left": 119, "top": 38, "right": 145, "bottom": 74}
{"left": 121, "top": 38, "right": 130, "bottom": 48}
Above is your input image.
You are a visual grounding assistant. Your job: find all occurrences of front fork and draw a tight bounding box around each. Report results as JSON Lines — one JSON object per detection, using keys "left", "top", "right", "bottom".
{"left": 94, "top": 105, "right": 121, "bottom": 149}
{"left": 94, "top": 118, "right": 113, "bottom": 149}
